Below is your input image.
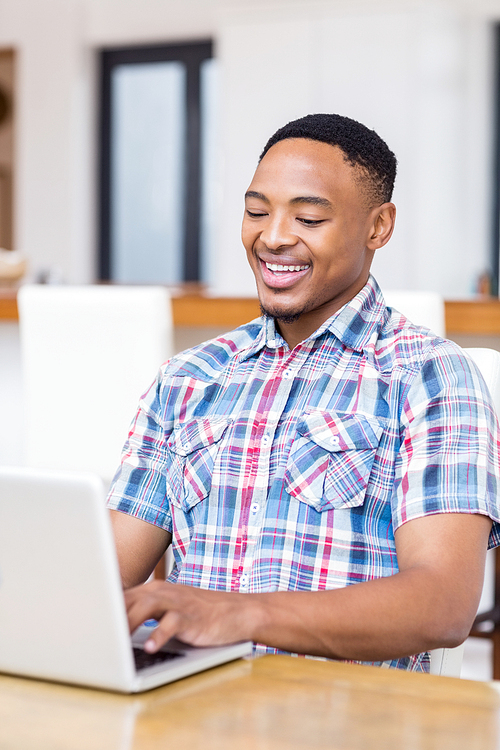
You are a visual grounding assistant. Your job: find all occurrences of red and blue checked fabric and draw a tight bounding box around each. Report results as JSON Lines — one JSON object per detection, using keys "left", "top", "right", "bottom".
{"left": 107, "top": 276, "right": 500, "bottom": 671}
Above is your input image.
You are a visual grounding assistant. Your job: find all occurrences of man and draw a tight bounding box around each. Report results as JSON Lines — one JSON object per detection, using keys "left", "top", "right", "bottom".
{"left": 108, "top": 113, "right": 500, "bottom": 671}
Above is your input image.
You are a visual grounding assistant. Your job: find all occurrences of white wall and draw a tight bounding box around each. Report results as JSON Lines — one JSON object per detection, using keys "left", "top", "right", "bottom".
{"left": 215, "top": 0, "right": 499, "bottom": 296}
{"left": 0, "top": 0, "right": 499, "bottom": 296}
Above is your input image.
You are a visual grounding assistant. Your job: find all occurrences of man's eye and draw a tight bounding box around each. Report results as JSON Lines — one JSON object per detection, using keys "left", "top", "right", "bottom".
{"left": 246, "top": 210, "right": 267, "bottom": 218}
{"left": 298, "top": 218, "right": 325, "bottom": 226}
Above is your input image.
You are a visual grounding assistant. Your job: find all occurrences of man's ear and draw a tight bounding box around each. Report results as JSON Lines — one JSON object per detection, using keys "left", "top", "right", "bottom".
{"left": 366, "top": 203, "right": 396, "bottom": 250}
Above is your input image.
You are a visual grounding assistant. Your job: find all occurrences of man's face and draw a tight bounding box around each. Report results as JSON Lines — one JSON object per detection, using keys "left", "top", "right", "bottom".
{"left": 242, "top": 138, "right": 385, "bottom": 344}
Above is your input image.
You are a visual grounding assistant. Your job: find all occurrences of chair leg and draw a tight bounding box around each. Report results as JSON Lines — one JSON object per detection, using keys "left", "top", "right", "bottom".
{"left": 493, "top": 629, "right": 500, "bottom": 680}
{"left": 492, "top": 551, "right": 500, "bottom": 680}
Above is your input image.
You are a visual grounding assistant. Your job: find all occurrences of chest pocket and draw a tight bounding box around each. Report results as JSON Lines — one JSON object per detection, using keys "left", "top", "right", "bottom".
{"left": 284, "top": 411, "right": 384, "bottom": 512}
{"left": 167, "top": 417, "right": 231, "bottom": 513}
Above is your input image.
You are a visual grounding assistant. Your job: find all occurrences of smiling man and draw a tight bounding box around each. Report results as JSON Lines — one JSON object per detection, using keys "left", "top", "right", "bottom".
{"left": 108, "top": 114, "right": 500, "bottom": 671}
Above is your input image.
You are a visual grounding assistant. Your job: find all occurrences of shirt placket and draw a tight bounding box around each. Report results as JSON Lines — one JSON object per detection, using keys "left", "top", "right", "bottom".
{"left": 237, "top": 344, "right": 310, "bottom": 593}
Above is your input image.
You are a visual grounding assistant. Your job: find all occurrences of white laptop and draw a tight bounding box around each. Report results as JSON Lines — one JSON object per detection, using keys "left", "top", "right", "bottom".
{"left": 0, "top": 466, "right": 252, "bottom": 693}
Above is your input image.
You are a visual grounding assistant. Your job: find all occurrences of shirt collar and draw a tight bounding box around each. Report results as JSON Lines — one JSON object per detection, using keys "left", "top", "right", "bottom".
{"left": 316, "top": 275, "right": 387, "bottom": 352}
{"left": 238, "top": 275, "right": 386, "bottom": 360}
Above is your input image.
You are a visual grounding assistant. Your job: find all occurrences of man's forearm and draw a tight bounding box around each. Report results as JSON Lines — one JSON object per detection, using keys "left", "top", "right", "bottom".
{"left": 124, "top": 566, "right": 473, "bottom": 661}
{"left": 243, "top": 568, "right": 467, "bottom": 661}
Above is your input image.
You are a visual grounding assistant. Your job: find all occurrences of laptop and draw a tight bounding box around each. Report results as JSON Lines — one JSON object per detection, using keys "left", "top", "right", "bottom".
{"left": 0, "top": 466, "right": 253, "bottom": 693}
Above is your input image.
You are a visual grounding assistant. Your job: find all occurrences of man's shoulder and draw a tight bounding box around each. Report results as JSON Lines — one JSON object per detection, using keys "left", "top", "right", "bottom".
{"left": 161, "top": 318, "right": 264, "bottom": 380}
{"left": 375, "top": 308, "right": 457, "bottom": 368}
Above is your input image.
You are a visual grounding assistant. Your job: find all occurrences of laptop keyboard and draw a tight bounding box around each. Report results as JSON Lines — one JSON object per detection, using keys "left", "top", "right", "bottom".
{"left": 133, "top": 646, "right": 183, "bottom": 671}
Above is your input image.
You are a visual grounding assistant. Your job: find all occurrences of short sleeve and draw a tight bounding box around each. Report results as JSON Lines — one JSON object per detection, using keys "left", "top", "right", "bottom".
{"left": 106, "top": 367, "right": 173, "bottom": 531}
{"left": 392, "top": 344, "right": 500, "bottom": 549}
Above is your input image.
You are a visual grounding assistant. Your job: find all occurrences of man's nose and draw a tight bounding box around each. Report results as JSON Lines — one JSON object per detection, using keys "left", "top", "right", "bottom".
{"left": 259, "top": 214, "right": 297, "bottom": 251}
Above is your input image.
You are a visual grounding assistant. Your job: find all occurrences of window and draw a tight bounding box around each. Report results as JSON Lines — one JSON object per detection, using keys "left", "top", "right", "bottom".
{"left": 99, "top": 41, "right": 214, "bottom": 284}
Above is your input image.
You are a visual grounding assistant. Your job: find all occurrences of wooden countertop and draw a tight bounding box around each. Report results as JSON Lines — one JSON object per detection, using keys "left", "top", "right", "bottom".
{"left": 445, "top": 299, "right": 500, "bottom": 334}
{"left": 0, "top": 287, "right": 17, "bottom": 320}
{"left": 0, "top": 287, "right": 263, "bottom": 326}
{"left": 2, "top": 287, "right": 500, "bottom": 333}
{"left": 0, "top": 655, "right": 499, "bottom": 749}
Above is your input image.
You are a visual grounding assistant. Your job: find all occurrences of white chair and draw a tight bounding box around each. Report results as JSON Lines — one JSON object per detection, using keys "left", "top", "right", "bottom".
{"left": 18, "top": 285, "right": 173, "bottom": 485}
{"left": 429, "top": 347, "right": 500, "bottom": 677}
{"left": 383, "top": 289, "right": 445, "bottom": 338}
{"left": 429, "top": 644, "right": 465, "bottom": 678}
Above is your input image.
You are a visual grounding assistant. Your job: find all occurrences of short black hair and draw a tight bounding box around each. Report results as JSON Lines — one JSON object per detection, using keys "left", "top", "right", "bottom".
{"left": 260, "top": 113, "right": 397, "bottom": 206}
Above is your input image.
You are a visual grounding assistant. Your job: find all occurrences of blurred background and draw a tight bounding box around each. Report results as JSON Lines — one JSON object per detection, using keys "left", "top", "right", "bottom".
{"left": 0, "top": 0, "right": 497, "bottom": 297}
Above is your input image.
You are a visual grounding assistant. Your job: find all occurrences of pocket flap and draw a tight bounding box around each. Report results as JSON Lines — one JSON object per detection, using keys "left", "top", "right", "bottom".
{"left": 169, "top": 417, "right": 231, "bottom": 457}
{"left": 296, "top": 411, "right": 384, "bottom": 453}
{"left": 286, "top": 411, "right": 385, "bottom": 512}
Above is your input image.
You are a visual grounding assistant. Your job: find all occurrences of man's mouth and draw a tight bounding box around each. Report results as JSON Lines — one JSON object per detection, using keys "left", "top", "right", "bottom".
{"left": 258, "top": 258, "right": 311, "bottom": 289}
{"left": 265, "top": 262, "right": 309, "bottom": 273}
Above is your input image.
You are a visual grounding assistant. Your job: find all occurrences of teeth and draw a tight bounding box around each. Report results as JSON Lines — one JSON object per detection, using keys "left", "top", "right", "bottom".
{"left": 266, "top": 263, "right": 309, "bottom": 272}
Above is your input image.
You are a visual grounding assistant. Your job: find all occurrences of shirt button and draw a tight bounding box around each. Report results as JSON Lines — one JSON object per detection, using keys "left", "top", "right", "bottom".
{"left": 240, "top": 574, "right": 249, "bottom": 587}
{"left": 251, "top": 502, "right": 260, "bottom": 514}
{"left": 261, "top": 435, "right": 271, "bottom": 447}
{"left": 283, "top": 368, "right": 294, "bottom": 379}
{"left": 330, "top": 436, "right": 340, "bottom": 448}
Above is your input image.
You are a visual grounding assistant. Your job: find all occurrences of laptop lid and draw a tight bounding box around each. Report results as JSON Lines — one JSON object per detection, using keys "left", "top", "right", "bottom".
{"left": 0, "top": 467, "right": 252, "bottom": 693}
{"left": 0, "top": 467, "right": 136, "bottom": 691}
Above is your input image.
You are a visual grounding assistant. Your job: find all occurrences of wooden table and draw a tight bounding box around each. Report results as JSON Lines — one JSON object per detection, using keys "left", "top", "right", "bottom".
{"left": 1, "top": 655, "right": 499, "bottom": 749}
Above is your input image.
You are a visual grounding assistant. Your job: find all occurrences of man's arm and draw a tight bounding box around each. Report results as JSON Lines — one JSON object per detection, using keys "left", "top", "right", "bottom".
{"left": 110, "top": 510, "right": 171, "bottom": 589}
{"left": 124, "top": 512, "right": 490, "bottom": 660}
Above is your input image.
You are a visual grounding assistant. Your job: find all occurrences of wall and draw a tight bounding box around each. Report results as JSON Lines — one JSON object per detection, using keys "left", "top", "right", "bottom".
{"left": 215, "top": 0, "right": 498, "bottom": 296}
{"left": 0, "top": 0, "right": 93, "bottom": 282}
{"left": 0, "top": 0, "right": 498, "bottom": 297}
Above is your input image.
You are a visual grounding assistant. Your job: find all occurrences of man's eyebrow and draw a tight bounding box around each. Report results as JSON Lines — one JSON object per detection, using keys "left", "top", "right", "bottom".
{"left": 245, "top": 192, "right": 332, "bottom": 209}
{"left": 245, "top": 190, "right": 269, "bottom": 202}
{"left": 290, "top": 195, "right": 333, "bottom": 209}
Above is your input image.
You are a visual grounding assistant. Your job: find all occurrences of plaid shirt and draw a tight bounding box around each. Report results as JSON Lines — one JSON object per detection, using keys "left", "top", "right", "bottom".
{"left": 107, "top": 276, "right": 500, "bottom": 671}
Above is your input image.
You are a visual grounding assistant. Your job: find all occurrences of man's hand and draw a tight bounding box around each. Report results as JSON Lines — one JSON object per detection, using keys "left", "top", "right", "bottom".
{"left": 125, "top": 581, "right": 257, "bottom": 652}
{"left": 124, "top": 512, "right": 492, "bottom": 661}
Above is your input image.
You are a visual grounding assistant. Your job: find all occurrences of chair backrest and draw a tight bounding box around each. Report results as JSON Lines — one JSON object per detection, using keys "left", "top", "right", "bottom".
{"left": 18, "top": 285, "right": 173, "bottom": 484}
{"left": 429, "top": 643, "right": 466, "bottom": 678}
{"left": 429, "top": 347, "right": 500, "bottom": 677}
{"left": 383, "top": 289, "right": 445, "bottom": 338}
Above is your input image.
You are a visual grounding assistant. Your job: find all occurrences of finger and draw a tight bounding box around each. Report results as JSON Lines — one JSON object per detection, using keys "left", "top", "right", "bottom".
{"left": 144, "top": 610, "right": 182, "bottom": 653}
{"left": 124, "top": 585, "right": 170, "bottom": 633}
